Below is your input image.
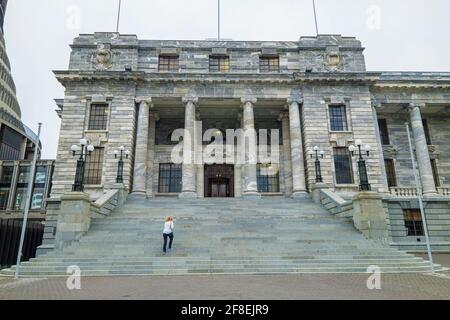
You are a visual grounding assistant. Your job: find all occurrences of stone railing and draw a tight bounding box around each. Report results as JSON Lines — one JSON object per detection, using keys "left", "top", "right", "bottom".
{"left": 90, "top": 188, "right": 126, "bottom": 218}
{"left": 390, "top": 187, "right": 418, "bottom": 197}
{"left": 437, "top": 187, "right": 450, "bottom": 196}
{"left": 390, "top": 187, "right": 450, "bottom": 197}
{"left": 315, "top": 188, "right": 353, "bottom": 218}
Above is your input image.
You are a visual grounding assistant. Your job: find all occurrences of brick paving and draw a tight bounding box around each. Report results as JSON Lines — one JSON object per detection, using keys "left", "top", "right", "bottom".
{"left": 0, "top": 273, "right": 449, "bottom": 300}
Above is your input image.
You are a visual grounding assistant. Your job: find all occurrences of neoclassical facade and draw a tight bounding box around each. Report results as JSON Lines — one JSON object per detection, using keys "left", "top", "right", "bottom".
{"left": 52, "top": 33, "right": 450, "bottom": 207}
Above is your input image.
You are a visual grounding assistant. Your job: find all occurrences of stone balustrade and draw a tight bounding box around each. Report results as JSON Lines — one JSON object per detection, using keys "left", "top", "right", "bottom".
{"left": 390, "top": 187, "right": 418, "bottom": 197}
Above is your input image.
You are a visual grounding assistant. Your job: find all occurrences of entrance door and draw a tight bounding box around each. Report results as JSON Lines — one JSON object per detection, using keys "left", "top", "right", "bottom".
{"left": 209, "top": 178, "right": 230, "bottom": 197}
{"left": 204, "top": 165, "right": 234, "bottom": 198}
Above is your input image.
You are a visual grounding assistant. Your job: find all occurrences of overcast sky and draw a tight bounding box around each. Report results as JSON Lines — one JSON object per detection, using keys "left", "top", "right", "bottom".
{"left": 4, "top": 0, "right": 450, "bottom": 159}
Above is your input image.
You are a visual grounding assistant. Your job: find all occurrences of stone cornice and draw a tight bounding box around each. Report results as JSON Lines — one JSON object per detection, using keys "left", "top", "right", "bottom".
{"left": 293, "top": 72, "right": 380, "bottom": 84}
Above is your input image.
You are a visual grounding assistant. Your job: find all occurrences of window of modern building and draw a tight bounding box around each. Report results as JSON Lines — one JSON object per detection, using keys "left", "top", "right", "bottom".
{"left": 88, "top": 104, "right": 109, "bottom": 131}
{"left": 0, "top": 165, "right": 14, "bottom": 210}
{"left": 378, "top": 119, "right": 390, "bottom": 145}
{"left": 158, "top": 55, "right": 179, "bottom": 72}
{"left": 329, "top": 105, "right": 348, "bottom": 131}
{"left": 403, "top": 209, "right": 424, "bottom": 236}
{"left": 384, "top": 159, "right": 397, "bottom": 188}
{"left": 431, "top": 159, "right": 440, "bottom": 187}
{"left": 209, "top": 55, "right": 230, "bottom": 72}
{"left": 334, "top": 147, "right": 353, "bottom": 184}
{"left": 260, "top": 56, "right": 280, "bottom": 72}
{"left": 422, "top": 119, "right": 432, "bottom": 145}
{"left": 257, "top": 164, "right": 280, "bottom": 193}
{"left": 0, "top": 126, "right": 22, "bottom": 160}
{"left": 14, "top": 165, "right": 30, "bottom": 210}
{"left": 84, "top": 147, "right": 104, "bottom": 185}
{"left": 31, "top": 165, "right": 48, "bottom": 210}
{"left": 158, "top": 163, "right": 182, "bottom": 193}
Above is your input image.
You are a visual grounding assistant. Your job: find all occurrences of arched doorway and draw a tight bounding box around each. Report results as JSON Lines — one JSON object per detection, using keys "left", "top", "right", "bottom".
{"left": 204, "top": 164, "right": 234, "bottom": 198}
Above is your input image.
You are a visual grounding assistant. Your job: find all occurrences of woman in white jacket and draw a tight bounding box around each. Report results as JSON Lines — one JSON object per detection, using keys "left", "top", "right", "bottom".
{"left": 162, "top": 216, "right": 174, "bottom": 254}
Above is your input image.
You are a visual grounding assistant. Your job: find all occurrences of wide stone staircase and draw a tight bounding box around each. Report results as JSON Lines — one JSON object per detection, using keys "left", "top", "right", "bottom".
{"left": 1, "top": 197, "right": 444, "bottom": 277}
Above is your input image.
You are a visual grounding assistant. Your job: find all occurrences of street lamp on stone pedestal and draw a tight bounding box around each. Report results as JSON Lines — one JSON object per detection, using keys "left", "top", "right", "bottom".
{"left": 349, "top": 140, "right": 371, "bottom": 191}
{"left": 309, "top": 146, "right": 324, "bottom": 183}
{"left": 114, "top": 146, "right": 130, "bottom": 183}
{"left": 71, "top": 139, "right": 94, "bottom": 192}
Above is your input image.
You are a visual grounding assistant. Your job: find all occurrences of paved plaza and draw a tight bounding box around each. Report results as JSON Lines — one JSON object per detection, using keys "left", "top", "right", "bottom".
{"left": 0, "top": 272, "right": 449, "bottom": 300}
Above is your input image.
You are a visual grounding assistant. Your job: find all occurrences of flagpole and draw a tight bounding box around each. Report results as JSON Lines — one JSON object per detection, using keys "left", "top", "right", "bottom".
{"left": 312, "top": 0, "right": 319, "bottom": 35}
{"left": 116, "top": 0, "right": 122, "bottom": 33}
{"left": 14, "top": 123, "right": 42, "bottom": 279}
{"left": 218, "top": 0, "right": 221, "bottom": 41}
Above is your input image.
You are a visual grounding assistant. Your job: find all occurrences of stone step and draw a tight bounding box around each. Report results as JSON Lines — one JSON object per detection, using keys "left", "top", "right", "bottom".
{"left": 16, "top": 197, "right": 443, "bottom": 277}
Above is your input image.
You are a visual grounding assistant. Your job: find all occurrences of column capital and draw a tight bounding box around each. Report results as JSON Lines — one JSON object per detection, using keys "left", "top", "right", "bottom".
{"left": 241, "top": 96, "right": 257, "bottom": 106}
{"left": 286, "top": 96, "right": 304, "bottom": 106}
{"left": 277, "top": 111, "right": 289, "bottom": 122}
{"left": 182, "top": 95, "right": 199, "bottom": 105}
{"left": 135, "top": 97, "right": 153, "bottom": 108}
{"left": 407, "top": 102, "right": 426, "bottom": 112}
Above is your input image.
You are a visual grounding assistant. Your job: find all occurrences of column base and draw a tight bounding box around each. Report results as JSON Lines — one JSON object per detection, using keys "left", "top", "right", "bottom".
{"left": 129, "top": 191, "right": 147, "bottom": 199}
{"left": 291, "top": 191, "right": 309, "bottom": 199}
{"left": 178, "top": 191, "right": 197, "bottom": 199}
{"left": 243, "top": 191, "right": 261, "bottom": 199}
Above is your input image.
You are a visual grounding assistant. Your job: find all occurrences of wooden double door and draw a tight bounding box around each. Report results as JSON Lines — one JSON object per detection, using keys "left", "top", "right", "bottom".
{"left": 204, "top": 165, "right": 234, "bottom": 198}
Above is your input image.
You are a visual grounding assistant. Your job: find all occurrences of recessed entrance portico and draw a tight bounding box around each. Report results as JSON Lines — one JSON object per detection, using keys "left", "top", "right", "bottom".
{"left": 132, "top": 96, "right": 307, "bottom": 198}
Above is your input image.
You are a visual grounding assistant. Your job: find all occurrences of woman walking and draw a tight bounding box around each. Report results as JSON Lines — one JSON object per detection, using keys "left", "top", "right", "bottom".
{"left": 162, "top": 216, "right": 174, "bottom": 255}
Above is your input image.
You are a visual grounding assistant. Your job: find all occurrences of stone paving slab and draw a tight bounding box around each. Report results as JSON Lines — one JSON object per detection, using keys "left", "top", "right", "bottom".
{"left": 0, "top": 274, "right": 449, "bottom": 300}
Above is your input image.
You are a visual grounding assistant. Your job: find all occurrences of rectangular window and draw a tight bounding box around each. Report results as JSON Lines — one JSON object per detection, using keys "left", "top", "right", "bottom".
{"left": 84, "top": 148, "right": 104, "bottom": 185}
{"left": 334, "top": 147, "right": 353, "bottom": 184}
{"left": 158, "top": 163, "right": 182, "bottom": 193}
{"left": 158, "top": 55, "right": 179, "bottom": 72}
{"left": 257, "top": 164, "right": 280, "bottom": 193}
{"left": 431, "top": 159, "right": 440, "bottom": 187}
{"left": 0, "top": 165, "right": 14, "bottom": 210}
{"left": 209, "top": 56, "right": 230, "bottom": 72}
{"left": 88, "top": 104, "right": 108, "bottom": 131}
{"left": 422, "top": 119, "right": 432, "bottom": 145}
{"left": 329, "top": 105, "right": 348, "bottom": 131}
{"left": 403, "top": 209, "right": 424, "bottom": 236}
{"left": 384, "top": 159, "right": 397, "bottom": 188}
{"left": 378, "top": 119, "right": 390, "bottom": 145}
{"left": 14, "top": 165, "right": 30, "bottom": 210}
{"left": 260, "top": 56, "right": 280, "bottom": 72}
{"left": 31, "top": 165, "right": 48, "bottom": 210}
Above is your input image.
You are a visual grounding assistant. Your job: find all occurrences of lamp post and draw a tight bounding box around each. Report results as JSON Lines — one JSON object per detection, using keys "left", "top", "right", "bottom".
{"left": 349, "top": 139, "right": 371, "bottom": 191}
{"left": 71, "top": 139, "right": 94, "bottom": 192}
{"left": 309, "top": 146, "right": 324, "bottom": 183}
{"left": 114, "top": 146, "right": 129, "bottom": 183}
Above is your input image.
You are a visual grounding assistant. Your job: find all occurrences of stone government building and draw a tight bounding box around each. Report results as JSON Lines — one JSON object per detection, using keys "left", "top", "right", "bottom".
{"left": 50, "top": 32, "right": 450, "bottom": 251}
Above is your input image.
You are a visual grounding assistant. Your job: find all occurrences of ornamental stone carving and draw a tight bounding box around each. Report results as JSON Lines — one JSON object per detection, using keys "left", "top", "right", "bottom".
{"left": 93, "top": 43, "right": 113, "bottom": 70}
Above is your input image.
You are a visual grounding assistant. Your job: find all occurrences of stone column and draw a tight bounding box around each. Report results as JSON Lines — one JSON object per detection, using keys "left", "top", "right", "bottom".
{"left": 241, "top": 97, "right": 260, "bottom": 198}
{"left": 287, "top": 98, "right": 307, "bottom": 198}
{"left": 195, "top": 112, "right": 204, "bottom": 198}
{"left": 372, "top": 103, "right": 389, "bottom": 193}
{"left": 234, "top": 165, "right": 243, "bottom": 197}
{"left": 132, "top": 98, "right": 152, "bottom": 196}
{"left": 408, "top": 103, "right": 437, "bottom": 196}
{"left": 179, "top": 95, "right": 198, "bottom": 198}
{"left": 146, "top": 111, "right": 159, "bottom": 198}
{"left": 279, "top": 112, "right": 293, "bottom": 197}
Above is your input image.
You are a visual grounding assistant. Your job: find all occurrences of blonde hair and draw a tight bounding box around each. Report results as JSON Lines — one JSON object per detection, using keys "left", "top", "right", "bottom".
{"left": 165, "top": 215, "right": 173, "bottom": 222}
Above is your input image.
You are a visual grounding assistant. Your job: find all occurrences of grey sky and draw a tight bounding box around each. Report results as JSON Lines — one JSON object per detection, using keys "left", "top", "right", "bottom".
{"left": 4, "top": 0, "right": 450, "bottom": 159}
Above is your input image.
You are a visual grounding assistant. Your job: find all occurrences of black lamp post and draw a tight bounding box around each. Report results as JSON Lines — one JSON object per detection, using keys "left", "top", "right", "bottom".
{"left": 309, "top": 146, "right": 324, "bottom": 183}
{"left": 71, "top": 139, "right": 94, "bottom": 192}
{"left": 349, "top": 140, "right": 371, "bottom": 191}
{"left": 114, "top": 146, "right": 129, "bottom": 183}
